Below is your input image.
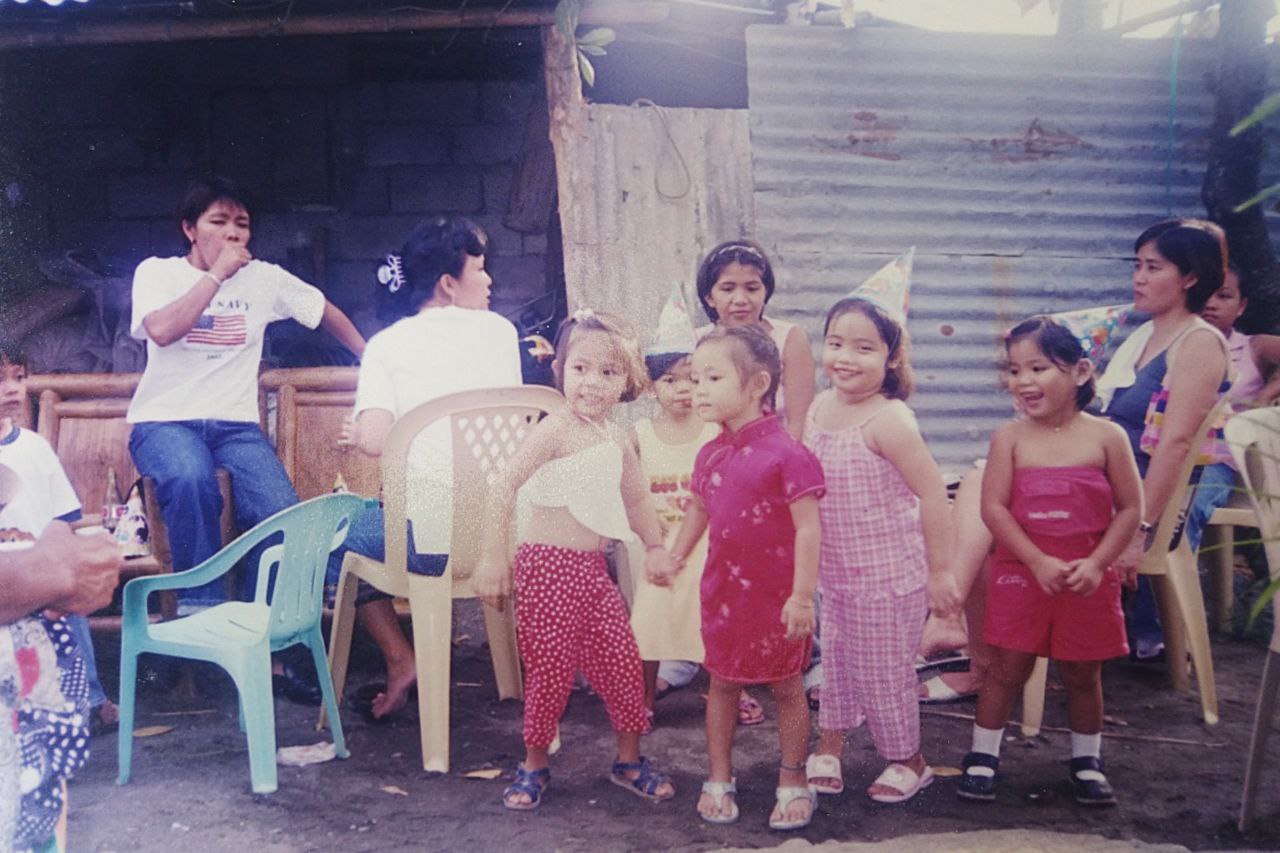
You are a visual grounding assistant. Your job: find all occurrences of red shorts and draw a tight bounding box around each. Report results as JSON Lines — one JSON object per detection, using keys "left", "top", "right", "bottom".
{"left": 983, "top": 557, "right": 1128, "bottom": 661}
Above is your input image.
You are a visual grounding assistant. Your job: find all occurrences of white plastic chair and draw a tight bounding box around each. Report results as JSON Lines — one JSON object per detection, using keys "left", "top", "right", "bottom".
{"left": 321, "top": 385, "right": 563, "bottom": 772}
{"left": 1224, "top": 407, "right": 1280, "bottom": 832}
{"left": 1021, "top": 395, "right": 1229, "bottom": 735}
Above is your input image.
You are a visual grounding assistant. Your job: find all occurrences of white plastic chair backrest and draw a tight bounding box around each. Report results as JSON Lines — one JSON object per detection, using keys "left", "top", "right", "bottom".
{"left": 380, "top": 385, "right": 565, "bottom": 589}
{"left": 1141, "top": 394, "right": 1233, "bottom": 574}
{"left": 240, "top": 493, "right": 367, "bottom": 643}
{"left": 1225, "top": 406, "right": 1280, "bottom": 654}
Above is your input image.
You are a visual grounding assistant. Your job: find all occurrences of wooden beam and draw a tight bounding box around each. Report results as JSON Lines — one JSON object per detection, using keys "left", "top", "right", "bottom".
{"left": 0, "top": 2, "right": 669, "bottom": 50}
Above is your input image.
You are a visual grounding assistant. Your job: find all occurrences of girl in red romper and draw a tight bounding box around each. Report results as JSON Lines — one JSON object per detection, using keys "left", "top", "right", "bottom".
{"left": 958, "top": 316, "right": 1142, "bottom": 807}
{"left": 670, "top": 325, "right": 825, "bottom": 831}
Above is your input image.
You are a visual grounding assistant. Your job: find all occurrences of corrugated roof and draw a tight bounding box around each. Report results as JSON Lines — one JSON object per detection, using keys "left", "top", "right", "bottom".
{"left": 746, "top": 24, "right": 1227, "bottom": 472}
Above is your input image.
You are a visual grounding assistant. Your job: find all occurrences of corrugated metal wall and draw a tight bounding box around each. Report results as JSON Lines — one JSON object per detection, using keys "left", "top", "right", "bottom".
{"left": 746, "top": 25, "right": 1219, "bottom": 471}
{"left": 557, "top": 103, "right": 755, "bottom": 352}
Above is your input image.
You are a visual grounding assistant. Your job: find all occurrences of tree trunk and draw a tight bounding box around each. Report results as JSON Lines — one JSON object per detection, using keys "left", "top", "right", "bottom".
{"left": 1201, "top": 0, "right": 1280, "bottom": 333}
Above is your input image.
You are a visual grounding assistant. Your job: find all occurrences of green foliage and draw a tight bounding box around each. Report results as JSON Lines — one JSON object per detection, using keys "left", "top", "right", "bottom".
{"left": 1229, "top": 92, "right": 1280, "bottom": 213}
{"left": 555, "top": 0, "right": 616, "bottom": 88}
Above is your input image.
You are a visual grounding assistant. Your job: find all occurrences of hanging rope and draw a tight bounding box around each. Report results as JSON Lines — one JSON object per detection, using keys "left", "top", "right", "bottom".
{"left": 633, "top": 98, "right": 693, "bottom": 201}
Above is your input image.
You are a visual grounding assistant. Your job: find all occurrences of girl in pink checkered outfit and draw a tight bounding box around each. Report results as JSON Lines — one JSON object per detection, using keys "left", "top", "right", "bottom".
{"left": 957, "top": 316, "right": 1141, "bottom": 807}
{"left": 803, "top": 296, "right": 961, "bottom": 804}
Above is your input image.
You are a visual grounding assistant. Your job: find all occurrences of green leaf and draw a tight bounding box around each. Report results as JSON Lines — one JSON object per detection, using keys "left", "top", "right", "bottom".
{"left": 578, "top": 44, "right": 606, "bottom": 57}
{"left": 577, "top": 49, "right": 596, "bottom": 88}
{"left": 555, "top": 0, "right": 580, "bottom": 39}
{"left": 1246, "top": 573, "right": 1280, "bottom": 630}
{"left": 577, "top": 27, "right": 616, "bottom": 48}
{"left": 1230, "top": 91, "right": 1280, "bottom": 137}
{"left": 1231, "top": 182, "right": 1280, "bottom": 214}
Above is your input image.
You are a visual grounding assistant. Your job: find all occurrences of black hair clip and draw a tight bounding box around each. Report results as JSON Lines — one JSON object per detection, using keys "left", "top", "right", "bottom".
{"left": 376, "top": 253, "right": 405, "bottom": 293}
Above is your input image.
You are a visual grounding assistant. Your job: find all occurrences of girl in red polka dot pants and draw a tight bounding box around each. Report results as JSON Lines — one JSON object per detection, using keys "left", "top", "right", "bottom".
{"left": 474, "top": 310, "right": 680, "bottom": 811}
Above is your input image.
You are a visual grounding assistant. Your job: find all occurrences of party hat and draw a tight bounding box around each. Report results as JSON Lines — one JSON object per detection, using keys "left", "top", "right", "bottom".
{"left": 1047, "top": 303, "right": 1135, "bottom": 364}
{"left": 646, "top": 283, "right": 698, "bottom": 357}
{"left": 848, "top": 247, "right": 913, "bottom": 323}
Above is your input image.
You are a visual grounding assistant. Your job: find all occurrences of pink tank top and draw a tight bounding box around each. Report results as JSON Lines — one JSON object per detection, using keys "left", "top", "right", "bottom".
{"left": 1227, "top": 329, "right": 1266, "bottom": 410}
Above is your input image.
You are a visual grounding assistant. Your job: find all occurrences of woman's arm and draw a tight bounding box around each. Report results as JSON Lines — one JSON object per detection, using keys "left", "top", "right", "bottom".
{"left": 1140, "top": 329, "right": 1227, "bottom": 526}
{"left": 350, "top": 408, "right": 395, "bottom": 458}
{"left": 1249, "top": 334, "right": 1280, "bottom": 405}
{"left": 0, "top": 523, "right": 122, "bottom": 623}
{"left": 472, "top": 419, "right": 561, "bottom": 610}
{"left": 870, "top": 404, "right": 959, "bottom": 613}
{"left": 142, "top": 244, "right": 251, "bottom": 346}
{"left": 780, "top": 324, "right": 816, "bottom": 441}
{"left": 321, "top": 300, "right": 366, "bottom": 358}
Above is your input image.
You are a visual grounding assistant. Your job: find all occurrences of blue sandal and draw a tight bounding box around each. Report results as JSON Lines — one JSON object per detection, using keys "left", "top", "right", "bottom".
{"left": 503, "top": 765, "right": 550, "bottom": 811}
{"left": 609, "top": 756, "right": 674, "bottom": 802}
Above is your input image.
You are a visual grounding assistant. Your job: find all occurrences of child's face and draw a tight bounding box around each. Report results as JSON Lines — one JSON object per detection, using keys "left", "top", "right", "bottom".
{"left": 653, "top": 357, "right": 694, "bottom": 416}
{"left": 1201, "top": 270, "right": 1246, "bottom": 335}
{"left": 182, "top": 199, "right": 251, "bottom": 267}
{"left": 691, "top": 340, "right": 761, "bottom": 428}
{"left": 1005, "top": 337, "right": 1089, "bottom": 421}
{"left": 560, "top": 329, "right": 628, "bottom": 422}
{"left": 0, "top": 360, "right": 27, "bottom": 423}
{"left": 705, "top": 261, "right": 767, "bottom": 327}
{"left": 822, "top": 310, "right": 894, "bottom": 402}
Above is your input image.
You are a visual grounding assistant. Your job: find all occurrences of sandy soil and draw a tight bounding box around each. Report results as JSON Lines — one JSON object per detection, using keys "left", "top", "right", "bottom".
{"left": 68, "top": 601, "right": 1279, "bottom": 852}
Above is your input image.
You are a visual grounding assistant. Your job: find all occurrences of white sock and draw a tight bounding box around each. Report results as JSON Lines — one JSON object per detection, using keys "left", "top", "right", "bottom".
{"left": 967, "top": 725, "right": 1003, "bottom": 777}
{"left": 1070, "top": 731, "right": 1101, "bottom": 759}
{"left": 1070, "top": 731, "right": 1106, "bottom": 782}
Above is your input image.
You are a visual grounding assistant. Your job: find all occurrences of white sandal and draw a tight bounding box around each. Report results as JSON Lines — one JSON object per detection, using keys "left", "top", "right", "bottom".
{"left": 805, "top": 753, "right": 844, "bottom": 795}
{"left": 698, "top": 779, "right": 739, "bottom": 825}
{"left": 768, "top": 785, "right": 815, "bottom": 831}
{"left": 868, "top": 762, "right": 934, "bottom": 803}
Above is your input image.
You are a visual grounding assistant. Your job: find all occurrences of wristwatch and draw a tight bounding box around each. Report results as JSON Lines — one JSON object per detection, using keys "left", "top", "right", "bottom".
{"left": 1137, "top": 520, "right": 1154, "bottom": 534}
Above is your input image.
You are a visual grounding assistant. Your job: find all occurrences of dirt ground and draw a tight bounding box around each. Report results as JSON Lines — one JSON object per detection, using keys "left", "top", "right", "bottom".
{"left": 68, "top": 601, "right": 1280, "bottom": 853}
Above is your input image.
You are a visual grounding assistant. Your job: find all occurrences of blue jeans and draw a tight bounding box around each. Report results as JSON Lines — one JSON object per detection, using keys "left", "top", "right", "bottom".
{"left": 129, "top": 420, "right": 299, "bottom": 607}
{"left": 1185, "top": 462, "right": 1236, "bottom": 553}
{"left": 66, "top": 614, "right": 106, "bottom": 708}
{"left": 324, "top": 505, "right": 448, "bottom": 605}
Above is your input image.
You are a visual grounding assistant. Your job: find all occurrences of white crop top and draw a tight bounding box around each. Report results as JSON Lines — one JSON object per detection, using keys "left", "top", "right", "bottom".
{"left": 519, "top": 439, "right": 634, "bottom": 541}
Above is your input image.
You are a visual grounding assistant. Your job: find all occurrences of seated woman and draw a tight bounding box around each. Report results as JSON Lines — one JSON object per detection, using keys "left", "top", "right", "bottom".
{"left": 329, "top": 215, "right": 523, "bottom": 720}
{"left": 920, "top": 218, "right": 1231, "bottom": 697}
{"left": 127, "top": 176, "right": 364, "bottom": 699}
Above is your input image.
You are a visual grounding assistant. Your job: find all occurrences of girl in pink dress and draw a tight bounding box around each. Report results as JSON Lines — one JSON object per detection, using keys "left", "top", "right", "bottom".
{"left": 802, "top": 297, "right": 960, "bottom": 804}
{"left": 958, "top": 316, "right": 1142, "bottom": 807}
{"left": 670, "top": 324, "right": 825, "bottom": 830}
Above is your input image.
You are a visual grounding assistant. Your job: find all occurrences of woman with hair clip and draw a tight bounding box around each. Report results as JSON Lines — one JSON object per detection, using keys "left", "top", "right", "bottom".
{"left": 331, "top": 215, "right": 523, "bottom": 720}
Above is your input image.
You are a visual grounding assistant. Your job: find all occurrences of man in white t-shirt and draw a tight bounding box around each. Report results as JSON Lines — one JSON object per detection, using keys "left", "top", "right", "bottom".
{"left": 330, "top": 215, "right": 522, "bottom": 721}
{"left": 127, "top": 177, "right": 364, "bottom": 703}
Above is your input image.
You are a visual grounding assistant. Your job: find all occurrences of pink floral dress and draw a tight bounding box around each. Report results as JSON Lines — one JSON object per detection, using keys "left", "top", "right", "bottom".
{"left": 692, "top": 415, "right": 825, "bottom": 684}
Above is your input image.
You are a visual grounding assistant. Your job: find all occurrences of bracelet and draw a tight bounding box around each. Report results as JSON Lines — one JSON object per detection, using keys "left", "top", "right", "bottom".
{"left": 203, "top": 272, "right": 223, "bottom": 287}
{"left": 787, "top": 596, "right": 814, "bottom": 608}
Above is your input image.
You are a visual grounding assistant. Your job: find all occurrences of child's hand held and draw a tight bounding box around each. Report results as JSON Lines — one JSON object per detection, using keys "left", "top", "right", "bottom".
{"left": 644, "top": 546, "right": 677, "bottom": 587}
{"left": 1030, "top": 555, "right": 1070, "bottom": 595}
{"left": 781, "top": 595, "right": 815, "bottom": 641}
{"left": 926, "top": 570, "right": 962, "bottom": 617}
{"left": 472, "top": 556, "right": 511, "bottom": 611}
{"left": 1064, "top": 557, "right": 1104, "bottom": 596}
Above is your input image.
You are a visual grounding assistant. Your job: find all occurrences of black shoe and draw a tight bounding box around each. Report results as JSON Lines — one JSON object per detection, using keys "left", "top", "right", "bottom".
{"left": 1069, "top": 756, "right": 1116, "bottom": 807}
{"left": 273, "top": 662, "right": 323, "bottom": 706}
{"left": 956, "top": 751, "right": 999, "bottom": 802}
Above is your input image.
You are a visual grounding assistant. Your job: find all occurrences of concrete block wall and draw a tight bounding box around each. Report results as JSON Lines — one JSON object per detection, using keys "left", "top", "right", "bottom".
{"left": 24, "top": 38, "right": 552, "bottom": 345}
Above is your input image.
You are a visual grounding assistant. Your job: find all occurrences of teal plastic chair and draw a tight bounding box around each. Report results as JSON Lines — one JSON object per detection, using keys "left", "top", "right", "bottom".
{"left": 117, "top": 492, "right": 376, "bottom": 794}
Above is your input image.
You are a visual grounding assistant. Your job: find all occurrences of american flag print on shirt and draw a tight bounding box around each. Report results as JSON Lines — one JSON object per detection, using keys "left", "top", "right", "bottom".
{"left": 186, "top": 313, "right": 247, "bottom": 347}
